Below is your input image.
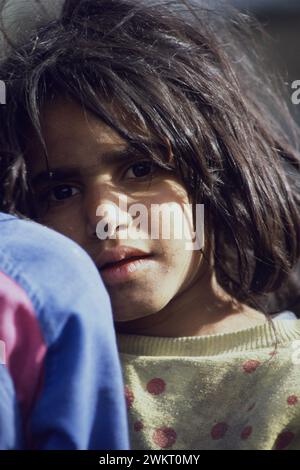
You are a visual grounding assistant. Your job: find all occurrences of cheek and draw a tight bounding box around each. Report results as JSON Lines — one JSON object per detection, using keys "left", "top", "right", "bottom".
{"left": 40, "top": 209, "right": 85, "bottom": 245}
{"left": 147, "top": 201, "right": 195, "bottom": 245}
{"left": 164, "top": 238, "right": 202, "bottom": 296}
{"left": 158, "top": 235, "right": 195, "bottom": 283}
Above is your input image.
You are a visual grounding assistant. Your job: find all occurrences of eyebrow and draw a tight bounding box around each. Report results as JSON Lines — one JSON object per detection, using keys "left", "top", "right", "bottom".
{"left": 30, "top": 145, "right": 152, "bottom": 188}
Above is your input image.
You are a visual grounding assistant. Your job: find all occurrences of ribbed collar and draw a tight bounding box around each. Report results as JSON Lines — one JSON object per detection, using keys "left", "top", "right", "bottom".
{"left": 116, "top": 319, "right": 300, "bottom": 356}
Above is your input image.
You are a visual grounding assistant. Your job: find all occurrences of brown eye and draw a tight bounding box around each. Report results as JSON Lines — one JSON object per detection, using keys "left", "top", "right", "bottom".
{"left": 124, "top": 161, "right": 154, "bottom": 179}
{"left": 49, "top": 185, "right": 80, "bottom": 201}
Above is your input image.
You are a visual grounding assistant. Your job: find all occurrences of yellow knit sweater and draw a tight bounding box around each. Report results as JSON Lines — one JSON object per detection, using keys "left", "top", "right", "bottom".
{"left": 116, "top": 318, "right": 300, "bottom": 450}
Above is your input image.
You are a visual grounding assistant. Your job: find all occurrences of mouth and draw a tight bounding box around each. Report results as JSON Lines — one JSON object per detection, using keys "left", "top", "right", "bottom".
{"left": 99, "top": 254, "right": 155, "bottom": 285}
{"left": 100, "top": 254, "right": 151, "bottom": 270}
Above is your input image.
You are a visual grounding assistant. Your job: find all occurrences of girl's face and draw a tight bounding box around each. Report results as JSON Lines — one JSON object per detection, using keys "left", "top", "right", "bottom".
{"left": 26, "top": 97, "right": 203, "bottom": 323}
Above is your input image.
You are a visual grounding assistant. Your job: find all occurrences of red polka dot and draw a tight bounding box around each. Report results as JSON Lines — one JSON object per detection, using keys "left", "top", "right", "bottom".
{"left": 287, "top": 395, "right": 298, "bottom": 406}
{"left": 134, "top": 421, "right": 144, "bottom": 432}
{"left": 152, "top": 427, "right": 177, "bottom": 448}
{"left": 242, "top": 360, "right": 261, "bottom": 374}
{"left": 247, "top": 403, "right": 256, "bottom": 412}
{"left": 211, "top": 422, "right": 228, "bottom": 440}
{"left": 269, "top": 350, "right": 278, "bottom": 357}
{"left": 274, "top": 431, "right": 295, "bottom": 450}
{"left": 124, "top": 385, "right": 134, "bottom": 410}
{"left": 241, "top": 426, "right": 252, "bottom": 440}
{"left": 146, "top": 378, "right": 166, "bottom": 395}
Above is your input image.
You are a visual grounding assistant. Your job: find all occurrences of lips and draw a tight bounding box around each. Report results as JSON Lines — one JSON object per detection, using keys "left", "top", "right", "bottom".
{"left": 97, "top": 248, "right": 156, "bottom": 286}
{"left": 101, "top": 254, "right": 151, "bottom": 270}
{"left": 97, "top": 246, "right": 152, "bottom": 271}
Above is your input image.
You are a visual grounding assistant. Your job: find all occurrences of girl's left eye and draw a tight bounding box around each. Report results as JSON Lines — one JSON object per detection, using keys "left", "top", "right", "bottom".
{"left": 124, "top": 160, "right": 156, "bottom": 179}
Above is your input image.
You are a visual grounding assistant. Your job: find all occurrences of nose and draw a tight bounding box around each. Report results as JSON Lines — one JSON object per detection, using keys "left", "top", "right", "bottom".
{"left": 85, "top": 182, "right": 132, "bottom": 240}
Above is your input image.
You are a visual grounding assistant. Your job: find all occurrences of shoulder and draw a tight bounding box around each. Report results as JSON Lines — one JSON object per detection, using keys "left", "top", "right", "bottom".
{"left": 0, "top": 213, "right": 96, "bottom": 281}
{"left": 0, "top": 213, "right": 110, "bottom": 342}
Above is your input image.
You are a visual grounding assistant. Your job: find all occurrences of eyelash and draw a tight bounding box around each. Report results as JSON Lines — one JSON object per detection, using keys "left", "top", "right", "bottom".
{"left": 38, "top": 160, "right": 158, "bottom": 204}
{"left": 123, "top": 159, "right": 156, "bottom": 179}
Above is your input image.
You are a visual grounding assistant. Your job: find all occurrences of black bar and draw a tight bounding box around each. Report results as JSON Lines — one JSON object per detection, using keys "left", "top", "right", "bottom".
{"left": 0, "top": 450, "right": 299, "bottom": 468}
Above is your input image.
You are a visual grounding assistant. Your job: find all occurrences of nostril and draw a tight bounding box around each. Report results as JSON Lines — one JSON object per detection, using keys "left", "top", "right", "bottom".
{"left": 96, "top": 221, "right": 129, "bottom": 238}
{"left": 115, "top": 222, "right": 128, "bottom": 233}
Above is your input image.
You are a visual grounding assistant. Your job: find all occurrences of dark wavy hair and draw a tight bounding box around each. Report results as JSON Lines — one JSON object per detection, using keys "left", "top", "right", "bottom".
{"left": 0, "top": 0, "right": 300, "bottom": 314}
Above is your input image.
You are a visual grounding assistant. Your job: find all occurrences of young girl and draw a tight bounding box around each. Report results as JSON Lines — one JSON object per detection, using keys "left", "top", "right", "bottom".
{"left": 1, "top": 0, "right": 300, "bottom": 450}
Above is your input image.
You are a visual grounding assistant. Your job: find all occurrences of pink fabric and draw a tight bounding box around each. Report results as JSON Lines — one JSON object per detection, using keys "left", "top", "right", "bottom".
{"left": 0, "top": 271, "right": 47, "bottom": 417}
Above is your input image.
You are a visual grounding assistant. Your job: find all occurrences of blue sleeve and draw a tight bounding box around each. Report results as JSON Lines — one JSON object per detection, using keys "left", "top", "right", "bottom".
{"left": 0, "top": 213, "right": 130, "bottom": 450}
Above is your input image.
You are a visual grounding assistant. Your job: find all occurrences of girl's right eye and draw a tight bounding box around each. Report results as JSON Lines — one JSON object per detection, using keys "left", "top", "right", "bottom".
{"left": 47, "top": 184, "right": 80, "bottom": 202}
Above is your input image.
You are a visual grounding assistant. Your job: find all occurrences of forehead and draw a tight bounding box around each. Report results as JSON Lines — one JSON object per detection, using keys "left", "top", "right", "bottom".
{"left": 28, "top": 96, "right": 128, "bottom": 169}
{"left": 25, "top": 96, "right": 167, "bottom": 184}
{"left": 25, "top": 97, "right": 158, "bottom": 176}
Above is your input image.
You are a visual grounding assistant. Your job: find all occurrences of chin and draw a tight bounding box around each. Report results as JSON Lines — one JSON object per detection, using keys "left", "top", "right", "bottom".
{"left": 112, "top": 303, "right": 159, "bottom": 323}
